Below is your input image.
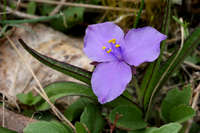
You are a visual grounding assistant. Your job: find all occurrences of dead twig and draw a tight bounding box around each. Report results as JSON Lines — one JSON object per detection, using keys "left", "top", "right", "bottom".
{"left": 0, "top": 0, "right": 21, "bottom": 15}
{"left": 113, "top": 14, "right": 134, "bottom": 24}
{"left": 0, "top": 5, "right": 39, "bottom": 19}
{"left": 6, "top": 37, "right": 76, "bottom": 132}
{"left": 110, "top": 114, "right": 122, "bottom": 133}
{"left": 167, "top": 82, "right": 188, "bottom": 89}
{"left": 163, "top": 51, "right": 200, "bottom": 71}
{"left": 15, "top": 0, "right": 22, "bottom": 11}
{"left": 184, "top": 84, "right": 200, "bottom": 133}
{"left": 49, "top": 0, "right": 66, "bottom": 16}
{"left": 2, "top": 94, "right": 5, "bottom": 128}
{"left": 29, "top": 0, "right": 141, "bottom": 13}
{"left": 0, "top": 107, "right": 37, "bottom": 133}
{"left": 165, "top": 37, "right": 181, "bottom": 44}
{"left": 192, "top": 84, "right": 200, "bottom": 109}
{"left": 184, "top": 61, "right": 200, "bottom": 71}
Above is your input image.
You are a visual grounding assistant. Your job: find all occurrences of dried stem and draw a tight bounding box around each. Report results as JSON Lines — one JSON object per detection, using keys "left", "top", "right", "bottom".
{"left": 192, "top": 84, "right": 200, "bottom": 109}
{"left": 164, "top": 52, "right": 200, "bottom": 71}
{"left": 49, "top": 0, "right": 66, "bottom": 16}
{"left": 15, "top": 0, "right": 22, "bottom": 11}
{"left": 29, "top": 0, "right": 141, "bottom": 13}
{"left": 0, "top": 0, "right": 21, "bottom": 15}
{"left": 183, "top": 61, "right": 200, "bottom": 71}
{"left": 0, "top": 5, "right": 39, "bottom": 19}
{"left": 6, "top": 36, "right": 76, "bottom": 132}
{"left": 110, "top": 113, "right": 122, "bottom": 133}
{"left": 113, "top": 14, "right": 134, "bottom": 24}
{"left": 2, "top": 94, "right": 5, "bottom": 127}
{"left": 184, "top": 84, "right": 200, "bottom": 133}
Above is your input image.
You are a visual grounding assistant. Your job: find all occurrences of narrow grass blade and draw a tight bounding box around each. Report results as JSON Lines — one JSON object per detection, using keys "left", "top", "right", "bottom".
{"left": 133, "top": 0, "right": 144, "bottom": 28}
{"left": 18, "top": 39, "right": 92, "bottom": 85}
{"left": 158, "top": 27, "right": 200, "bottom": 88}
{"left": 0, "top": 14, "right": 60, "bottom": 24}
{"left": 140, "top": 0, "right": 171, "bottom": 108}
{"left": 144, "top": 27, "right": 200, "bottom": 120}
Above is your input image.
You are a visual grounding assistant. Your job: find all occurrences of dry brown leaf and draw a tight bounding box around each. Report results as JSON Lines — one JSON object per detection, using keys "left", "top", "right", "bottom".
{"left": 0, "top": 23, "right": 92, "bottom": 106}
{"left": 0, "top": 107, "right": 37, "bottom": 133}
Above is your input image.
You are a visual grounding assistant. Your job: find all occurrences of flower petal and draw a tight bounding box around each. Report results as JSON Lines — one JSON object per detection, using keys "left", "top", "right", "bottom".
{"left": 122, "top": 26, "right": 167, "bottom": 66}
{"left": 91, "top": 61, "right": 132, "bottom": 104}
{"left": 83, "top": 22, "right": 124, "bottom": 62}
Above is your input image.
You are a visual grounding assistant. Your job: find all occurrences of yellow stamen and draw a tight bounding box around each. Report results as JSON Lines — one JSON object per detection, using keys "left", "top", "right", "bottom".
{"left": 107, "top": 48, "right": 112, "bottom": 53}
{"left": 115, "top": 44, "right": 120, "bottom": 48}
{"left": 102, "top": 46, "right": 106, "bottom": 50}
{"left": 108, "top": 39, "right": 116, "bottom": 44}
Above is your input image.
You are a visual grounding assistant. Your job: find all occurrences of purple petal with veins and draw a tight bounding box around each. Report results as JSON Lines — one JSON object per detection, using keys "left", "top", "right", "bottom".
{"left": 83, "top": 22, "right": 124, "bottom": 62}
{"left": 91, "top": 61, "right": 132, "bottom": 104}
{"left": 122, "top": 26, "right": 167, "bottom": 66}
{"left": 83, "top": 22, "right": 167, "bottom": 104}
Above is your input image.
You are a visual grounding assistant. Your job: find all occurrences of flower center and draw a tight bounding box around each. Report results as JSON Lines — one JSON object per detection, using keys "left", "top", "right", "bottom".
{"left": 102, "top": 39, "right": 123, "bottom": 60}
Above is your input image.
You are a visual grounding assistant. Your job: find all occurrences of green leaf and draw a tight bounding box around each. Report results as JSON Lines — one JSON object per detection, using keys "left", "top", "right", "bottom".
{"left": 17, "top": 92, "right": 42, "bottom": 106}
{"left": 141, "top": 0, "right": 172, "bottom": 109}
{"left": 105, "top": 91, "right": 135, "bottom": 108}
{"left": 169, "top": 104, "right": 195, "bottom": 123}
{"left": 50, "top": 7, "right": 85, "bottom": 31}
{"left": 75, "top": 122, "right": 88, "bottom": 133}
{"left": 36, "top": 82, "right": 96, "bottom": 111}
{"left": 51, "top": 121, "right": 73, "bottom": 133}
{"left": 139, "top": 63, "right": 154, "bottom": 103}
{"left": 27, "top": 2, "right": 36, "bottom": 15}
{"left": 65, "top": 7, "right": 84, "bottom": 27}
{"left": 0, "top": 126, "right": 17, "bottom": 133}
{"left": 129, "top": 128, "right": 156, "bottom": 133}
{"left": 18, "top": 39, "right": 92, "bottom": 85}
{"left": 35, "top": 82, "right": 134, "bottom": 111}
{"left": 152, "top": 123, "right": 181, "bottom": 133}
{"left": 116, "top": 129, "right": 128, "bottom": 133}
{"left": 129, "top": 123, "right": 181, "bottom": 133}
{"left": 172, "top": 16, "right": 189, "bottom": 38}
{"left": 185, "top": 56, "right": 200, "bottom": 64}
{"left": 64, "top": 98, "right": 92, "bottom": 121}
{"left": 23, "top": 121, "right": 73, "bottom": 133}
{"left": 80, "top": 104, "right": 105, "bottom": 133}
{"left": 109, "top": 105, "right": 147, "bottom": 130}
{"left": 0, "top": 25, "right": 8, "bottom": 38}
{"left": 144, "top": 26, "right": 200, "bottom": 110}
{"left": 40, "top": 4, "right": 54, "bottom": 16}
{"left": 21, "top": 81, "right": 134, "bottom": 111}
{"left": 161, "top": 86, "right": 192, "bottom": 122}
{"left": 33, "top": 111, "right": 56, "bottom": 121}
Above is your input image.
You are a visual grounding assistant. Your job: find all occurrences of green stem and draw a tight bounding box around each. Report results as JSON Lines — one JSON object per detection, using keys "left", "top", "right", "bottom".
{"left": 0, "top": 14, "right": 61, "bottom": 24}
{"left": 3, "top": 0, "right": 7, "bottom": 20}
{"left": 133, "top": 0, "right": 144, "bottom": 28}
{"left": 144, "top": 0, "right": 171, "bottom": 121}
{"left": 132, "top": 76, "right": 142, "bottom": 105}
{"left": 0, "top": 25, "right": 8, "bottom": 37}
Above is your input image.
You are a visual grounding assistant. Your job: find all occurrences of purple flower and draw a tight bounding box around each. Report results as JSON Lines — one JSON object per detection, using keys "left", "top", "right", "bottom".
{"left": 83, "top": 22, "right": 167, "bottom": 104}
